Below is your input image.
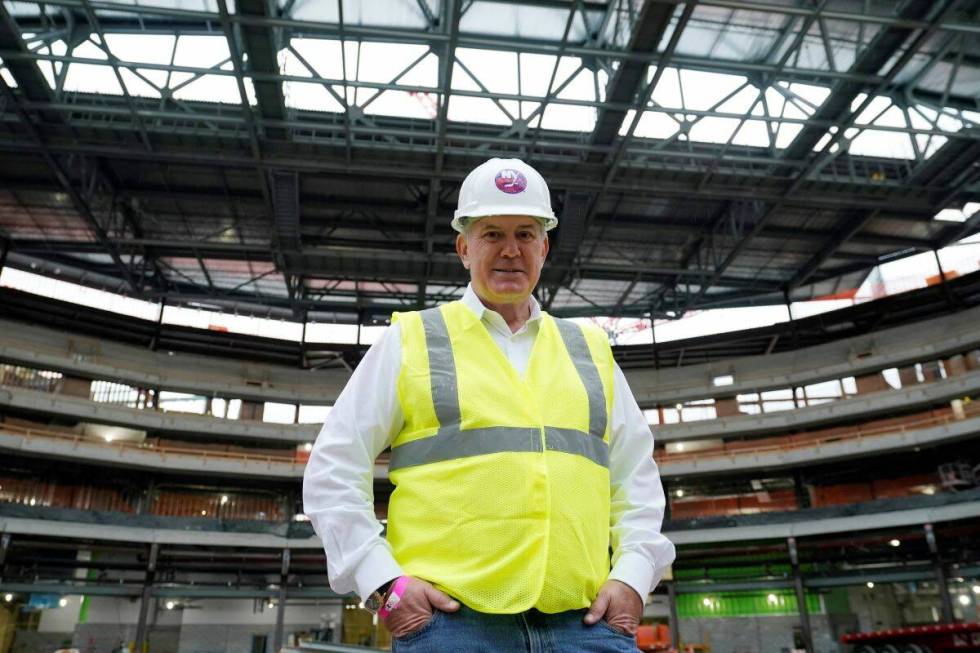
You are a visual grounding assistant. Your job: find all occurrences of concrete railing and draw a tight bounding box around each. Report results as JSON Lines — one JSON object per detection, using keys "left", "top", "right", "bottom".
{"left": 4, "top": 406, "right": 976, "bottom": 480}
{"left": 0, "top": 421, "right": 309, "bottom": 479}
{"left": 0, "top": 385, "right": 318, "bottom": 444}
{"left": 654, "top": 369, "right": 980, "bottom": 441}
{"left": 0, "top": 317, "right": 346, "bottom": 405}
{"left": 3, "top": 367, "right": 978, "bottom": 446}
{"left": 657, "top": 406, "right": 980, "bottom": 477}
{"left": 2, "top": 304, "right": 980, "bottom": 408}
{"left": 624, "top": 304, "right": 980, "bottom": 406}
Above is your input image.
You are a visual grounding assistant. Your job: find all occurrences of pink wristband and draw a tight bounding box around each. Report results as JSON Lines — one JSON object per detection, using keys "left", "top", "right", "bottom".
{"left": 378, "top": 575, "right": 411, "bottom": 620}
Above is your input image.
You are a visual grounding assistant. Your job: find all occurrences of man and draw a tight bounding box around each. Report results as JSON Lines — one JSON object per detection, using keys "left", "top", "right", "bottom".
{"left": 303, "top": 158, "right": 675, "bottom": 652}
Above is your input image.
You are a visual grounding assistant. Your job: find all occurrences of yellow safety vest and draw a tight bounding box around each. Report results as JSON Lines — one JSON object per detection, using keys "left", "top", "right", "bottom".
{"left": 386, "top": 300, "right": 615, "bottom": 614}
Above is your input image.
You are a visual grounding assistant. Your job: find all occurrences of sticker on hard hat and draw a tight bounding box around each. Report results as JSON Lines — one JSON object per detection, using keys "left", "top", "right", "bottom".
{"left": 494, "top": 169, "right": 527, "bottom": 194}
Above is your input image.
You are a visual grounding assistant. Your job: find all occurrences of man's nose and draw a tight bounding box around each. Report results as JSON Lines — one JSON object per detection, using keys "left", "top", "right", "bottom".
{"left": 501, "top": 234, "right": 521, "bottom": 256}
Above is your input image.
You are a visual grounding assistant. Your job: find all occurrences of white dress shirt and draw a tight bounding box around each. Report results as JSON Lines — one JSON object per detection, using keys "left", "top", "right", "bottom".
{"left": 303, "top": 284, "right": 675, "bottom": 603}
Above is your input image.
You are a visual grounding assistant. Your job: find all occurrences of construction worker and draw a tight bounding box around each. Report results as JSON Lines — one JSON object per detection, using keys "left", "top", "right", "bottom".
{"left": 303, "top": 158, "right": 675, "bottom": 652}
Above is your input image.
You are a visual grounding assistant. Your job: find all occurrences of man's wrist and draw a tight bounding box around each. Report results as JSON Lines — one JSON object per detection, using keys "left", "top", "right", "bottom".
{"left": 608, "top": 551, "right": 655, "bottom": 602}
{"left": 609, "top": 578, "right": 644, "bottom": 603}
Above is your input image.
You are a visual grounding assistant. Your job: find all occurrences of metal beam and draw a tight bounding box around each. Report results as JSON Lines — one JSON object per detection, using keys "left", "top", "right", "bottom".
{"left": 133, "top": 542, "right": 159, "bottom": 652}
{"left": 681, "top": 0, "right": 965, "bottom": 311}
{"left": 780, "top": 0, "right": 939, "bottom": 165}
{"left": 273, "top": 548, "right": 290, "bottom": 653}
{"left": 0, "top": 79, "right": 141, "bottom": 292}
{"left": 788, "top": 537, "right": 814, "bottom": 653}
{"left": 544, "top": 1, "right": 687, "bottom": 309}
{"left": 936, "top": 205, "right": 980, "bottom": 248}
{"left": 588, "top": 2, "right": 674, "bottom": 157}
{"left": 419, "top": 0, "right": 461, "bottom": 309}
{"left": 237, "top": 0, "right": 287, "bottom": 140}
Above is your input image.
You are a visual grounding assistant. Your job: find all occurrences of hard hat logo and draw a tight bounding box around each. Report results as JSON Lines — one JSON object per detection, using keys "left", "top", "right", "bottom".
{"left": 494, "top": 169, "right": 528, "bottom": 195}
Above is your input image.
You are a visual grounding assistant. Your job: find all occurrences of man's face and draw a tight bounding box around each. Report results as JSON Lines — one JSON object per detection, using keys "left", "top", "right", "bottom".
{"left": 456, "top": 215, "right": 550, "bottom": 305}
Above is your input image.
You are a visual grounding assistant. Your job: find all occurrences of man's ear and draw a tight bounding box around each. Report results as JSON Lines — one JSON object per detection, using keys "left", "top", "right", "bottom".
{"left": 456, "top": 233, "right": 470, "bottom": 270}
{"left": 541, "top": 233, "right": 550, "bottom": 260}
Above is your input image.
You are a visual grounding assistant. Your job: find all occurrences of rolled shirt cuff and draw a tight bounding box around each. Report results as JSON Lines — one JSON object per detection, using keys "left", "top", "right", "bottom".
{"left": 353, "top": 544, "right": 404, "bottom": 602}
{"left": 608, "top": 551, "right": 657, "bottom": 602}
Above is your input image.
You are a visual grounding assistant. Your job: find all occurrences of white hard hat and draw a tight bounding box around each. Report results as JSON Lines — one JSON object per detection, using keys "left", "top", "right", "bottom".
{"left": 451, "top": 158, "right": 557, "bottom": 233}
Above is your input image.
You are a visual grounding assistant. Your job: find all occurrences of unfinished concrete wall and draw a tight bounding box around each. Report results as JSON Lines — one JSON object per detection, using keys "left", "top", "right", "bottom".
{"left": 677, "top": 614, "right": 839, "bottom": 653}
{"left": 714, "top": 396, "right": 741, "bottom": 418}
{"left": 855, "top": 373, "right": 890, "bottom": 394}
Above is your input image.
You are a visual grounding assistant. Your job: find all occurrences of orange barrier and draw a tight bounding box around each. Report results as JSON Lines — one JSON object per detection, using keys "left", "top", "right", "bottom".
{"left": 153, "top": 490, "right": 282, "bottom": 520}
{"left": 0, "top": 475, "right": 283, "bottom": 521}
{"left": 636, "top": 623, "right": 672, "bottom": 651}
{"left": 671, "top": 489, "right": 797, "bottom": 520}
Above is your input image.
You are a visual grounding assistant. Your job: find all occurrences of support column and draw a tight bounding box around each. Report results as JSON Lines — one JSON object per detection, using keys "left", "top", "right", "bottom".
{"left": 0, "top": 532, "right": 11, "bottom": 582}
{"left": 932, "top": 249, "right": 958, "bottom": 310}
{"left": 934, "top": 249, "right": 947, "bottom": 284}
{"left": 134, "top": 542, "right": 159, "bottom": 651}
{"left": 667, "top": 581, "right": 680, "bottom": 650}
{"left": 925, "top": 524, "right": 954, "bottom": 623}
{"left": 714, "top": 396, "right": 741, "bottom": 417}
{"left": 788, "top": 537, "right": 813, "bottom": 652}
{"left": 785, "top": 290, "right": 799, "bottom": 350}
{"left": 273, "top": 549, "right": 290, "bottom": 653}
{"left": 149, "top": 298, "right": 165, "bottom": 352}
{"left": 300, "top": 310, "right": 308, "bottom": 369}
{"left": 136, "top": 479, "right": 156, "bottom": 516}
{"left": 650, "top": 314, "right": 659, "bottom": 369}
{"left": 793, "top": 471, "right": 812, "bottom": 510}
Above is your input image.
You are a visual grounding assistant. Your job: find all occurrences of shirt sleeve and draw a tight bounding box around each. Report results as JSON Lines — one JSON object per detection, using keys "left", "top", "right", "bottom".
{"left": 302, "top": 323, "right": 405, "bottom": 601}
{"left": 606, "top": 362, "right": 677, "bottom": 600}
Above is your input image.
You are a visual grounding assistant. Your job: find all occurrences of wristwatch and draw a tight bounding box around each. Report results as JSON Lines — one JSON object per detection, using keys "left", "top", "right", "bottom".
{"left": 363, "top": 578, "right": 397, "bottom": 615}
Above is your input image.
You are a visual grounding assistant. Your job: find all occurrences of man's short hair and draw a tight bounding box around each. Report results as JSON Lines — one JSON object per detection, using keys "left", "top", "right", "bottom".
{"left": 461, "top": 216, "right": 548, "bottom": 239}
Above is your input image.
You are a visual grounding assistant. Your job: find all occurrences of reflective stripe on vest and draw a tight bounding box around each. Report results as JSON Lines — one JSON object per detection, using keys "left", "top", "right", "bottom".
{"left": 388, "top": 306, "right": 608, "bottom": 471}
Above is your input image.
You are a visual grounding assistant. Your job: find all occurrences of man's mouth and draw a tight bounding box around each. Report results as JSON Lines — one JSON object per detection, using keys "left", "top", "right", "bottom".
{"left": 493, "top": 268, "right": 525, "bottom": 275}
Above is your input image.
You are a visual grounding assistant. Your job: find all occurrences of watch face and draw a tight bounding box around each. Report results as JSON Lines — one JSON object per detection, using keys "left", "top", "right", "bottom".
{"left": 364, "top": 593, "right": 383, "bottom": 614}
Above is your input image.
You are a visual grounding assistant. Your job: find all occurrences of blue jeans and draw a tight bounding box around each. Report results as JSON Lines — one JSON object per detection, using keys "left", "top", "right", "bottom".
{"left": 391, "top": 604, "right": 640, "bottom": 652}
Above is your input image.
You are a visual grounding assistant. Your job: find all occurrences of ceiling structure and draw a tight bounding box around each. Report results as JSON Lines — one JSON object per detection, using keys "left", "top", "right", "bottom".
{"left": 0, "top": 0, "right": 979, "bottom": 324}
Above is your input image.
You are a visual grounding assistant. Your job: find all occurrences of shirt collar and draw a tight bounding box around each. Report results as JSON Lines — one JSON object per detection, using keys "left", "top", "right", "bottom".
{"left": 460, "top": 283, "right": 542, "bottom": 330}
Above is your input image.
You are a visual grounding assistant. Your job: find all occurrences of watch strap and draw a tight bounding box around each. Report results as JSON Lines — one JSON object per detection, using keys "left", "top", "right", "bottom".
{"left": 377, "top": 578, "right": 397, "bottom": 598}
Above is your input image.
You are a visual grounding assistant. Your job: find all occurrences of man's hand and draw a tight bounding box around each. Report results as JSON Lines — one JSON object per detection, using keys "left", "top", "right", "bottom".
{"left": 382, "top": 577, "right": 461, "bottom": 639}
{"left": 583, "top": 579, "right": 643, "bottom": 636}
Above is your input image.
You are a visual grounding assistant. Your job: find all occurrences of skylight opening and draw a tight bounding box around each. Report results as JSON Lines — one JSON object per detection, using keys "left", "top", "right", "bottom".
{"left": 35, "top": 33, "right": 256, "bottom": 105}
{"left": 538, "top": 103, "right": 597, "bottom": 132}
{"left": 283, "top": 39, "right": 438, "bottom": 119}
{"left": 934, "top": 202, "right": 980, "bottom": 223}
{"left": 166, "top": 306, "right": 306, "bottom": 341}
{"left": 0, "top": 57, "right": 16, "bottom": 88}
{"left": 448, "top": 95, "right": 516, "bottom": 126}
{"left": 460, "top": 2, "right": 594, "bottom": 42}
{"left": 625, "top": 67, "right": 832, "bottom": 150}
{"left": 808, "top": 94, "right": 970, "bottom": 161}
{"left": 289, "top": 0, "right": 431, "bottom": 30}
{"left": 63, "top": 63, "right": 122, "bottom": 95}
{"left": 455, "top": 48, "right": 518, "bottom": 95}
{"left": 103, "top": 34, "right": 176, "bottom": 66}
{"left": 519, "top": 52, "right": 578, "bottom": 97}
{"left": 0, "top": 267, "right": 160, "bottom": 321}
{"left": 622, "top": 109, "right": 680, "bottom": 140}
